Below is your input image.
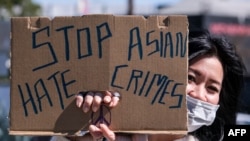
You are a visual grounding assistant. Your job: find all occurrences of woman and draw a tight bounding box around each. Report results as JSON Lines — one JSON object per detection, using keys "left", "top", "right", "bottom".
{"left": 185, "top": 29, "right": 245, "bottom": 141}
{"left": 52, "top": 30, "right": 246, "bottom": 141}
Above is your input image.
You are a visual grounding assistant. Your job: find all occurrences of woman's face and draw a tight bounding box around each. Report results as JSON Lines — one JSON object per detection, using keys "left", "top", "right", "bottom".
{"left": 187, "top": 55, "right": 224, "bottom": 105}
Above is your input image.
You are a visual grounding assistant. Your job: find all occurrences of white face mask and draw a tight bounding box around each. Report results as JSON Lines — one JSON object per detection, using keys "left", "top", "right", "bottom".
{"left": 187, "top": 95, "right": 220, "bottom": 132}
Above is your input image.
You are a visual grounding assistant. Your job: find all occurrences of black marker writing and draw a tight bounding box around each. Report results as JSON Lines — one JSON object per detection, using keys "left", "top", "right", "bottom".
{"left": 128, "top": 29, "right": 187, "bottom": 61}
{"left": 111, "top": 65, "right": 184, "bottom": 108}
{"left": 18, "top": 69, "right": 76, "bottom": 116}
{"left": 32, "top": 22, "right": 112, "bottom": 72}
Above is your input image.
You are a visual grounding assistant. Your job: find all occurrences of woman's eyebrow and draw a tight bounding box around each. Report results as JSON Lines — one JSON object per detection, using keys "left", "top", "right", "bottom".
{"left": 209, "top": 79, "right": 222, "bottom": 87}
{"left": 188, "top": 68, "right": 201, "bottom": 76}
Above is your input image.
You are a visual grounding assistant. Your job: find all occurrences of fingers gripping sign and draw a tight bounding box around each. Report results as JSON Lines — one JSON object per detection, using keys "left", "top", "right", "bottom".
{"left": 93, "top": 92, "right": 103, "bottom": 112}
{"left": 103, "top": 91, "right": 120, "bottom": 107}
{"left": 75, "top": 91, "right": 121, "bottom": 141}
{"left": 76, "top": 91, "right": 120, "bottom": 113}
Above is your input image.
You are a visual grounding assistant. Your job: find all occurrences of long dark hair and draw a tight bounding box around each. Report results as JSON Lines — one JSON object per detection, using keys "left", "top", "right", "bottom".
{"left": 188, "top": 30, "right": 245, "bottom": 140}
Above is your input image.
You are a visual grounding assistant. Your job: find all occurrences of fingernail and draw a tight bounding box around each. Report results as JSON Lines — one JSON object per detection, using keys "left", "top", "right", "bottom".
{"left": 104, "top": 96, "right": 111, "bottom": 103}
{"left": 83, "top": 106, "right": 89, "bottom": 113}
{"left": 76, "top": 101, "right": 81, "bottom": 108}
{"left": 110, "top": 102, "right": 114, "bottom": 107}
{"left": 92, "top": 106, "right": 98, "bottom": 112}
{"left": 99, "top": 123, "right": 105, "bottom": 128}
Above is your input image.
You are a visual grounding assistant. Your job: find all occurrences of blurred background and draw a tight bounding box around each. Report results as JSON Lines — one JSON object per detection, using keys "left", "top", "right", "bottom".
{"left": 1, "top": 0, "right": 250, "bottom": 140}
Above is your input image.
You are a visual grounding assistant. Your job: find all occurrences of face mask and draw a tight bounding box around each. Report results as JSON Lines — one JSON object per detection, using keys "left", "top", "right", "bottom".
{"left": 187, "top": 95, "right": 220, "bottom": 132}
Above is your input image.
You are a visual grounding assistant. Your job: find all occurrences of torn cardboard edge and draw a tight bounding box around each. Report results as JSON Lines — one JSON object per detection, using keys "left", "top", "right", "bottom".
{"left": 10, "top": 14, "right": 188, "bottom": 135}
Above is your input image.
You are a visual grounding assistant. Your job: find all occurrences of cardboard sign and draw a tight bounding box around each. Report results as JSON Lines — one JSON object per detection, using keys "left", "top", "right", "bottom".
{"left": 9, "top": 15, "right": 188, "bottom": 135}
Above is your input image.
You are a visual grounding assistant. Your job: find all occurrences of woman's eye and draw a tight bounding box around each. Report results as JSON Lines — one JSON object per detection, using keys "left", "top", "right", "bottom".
{"left": 207, "top": 86, "right": 219, "bottom": 93}
{"left": 188, "top": 75, "right": 195, "bottom": 83}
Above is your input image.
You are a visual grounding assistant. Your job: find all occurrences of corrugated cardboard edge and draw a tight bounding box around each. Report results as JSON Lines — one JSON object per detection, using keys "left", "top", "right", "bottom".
{"left": 9, "top": 130, "right": 186, "bottom": 136}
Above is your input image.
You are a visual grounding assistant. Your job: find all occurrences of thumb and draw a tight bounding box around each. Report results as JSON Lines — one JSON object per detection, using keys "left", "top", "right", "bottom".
{"left": 89, "top": 125, "right": 103, "bottom": 140}
{"left": 100, "top": 124, "right": 116, "bottom": 141}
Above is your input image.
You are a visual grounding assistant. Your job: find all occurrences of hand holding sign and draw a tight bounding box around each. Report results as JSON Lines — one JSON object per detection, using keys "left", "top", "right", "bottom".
{"left": 76, "top": 91, "right": 120, "bottom": 113}
{"left": 75, "top": 91, "right": 120, "bottom": 140}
